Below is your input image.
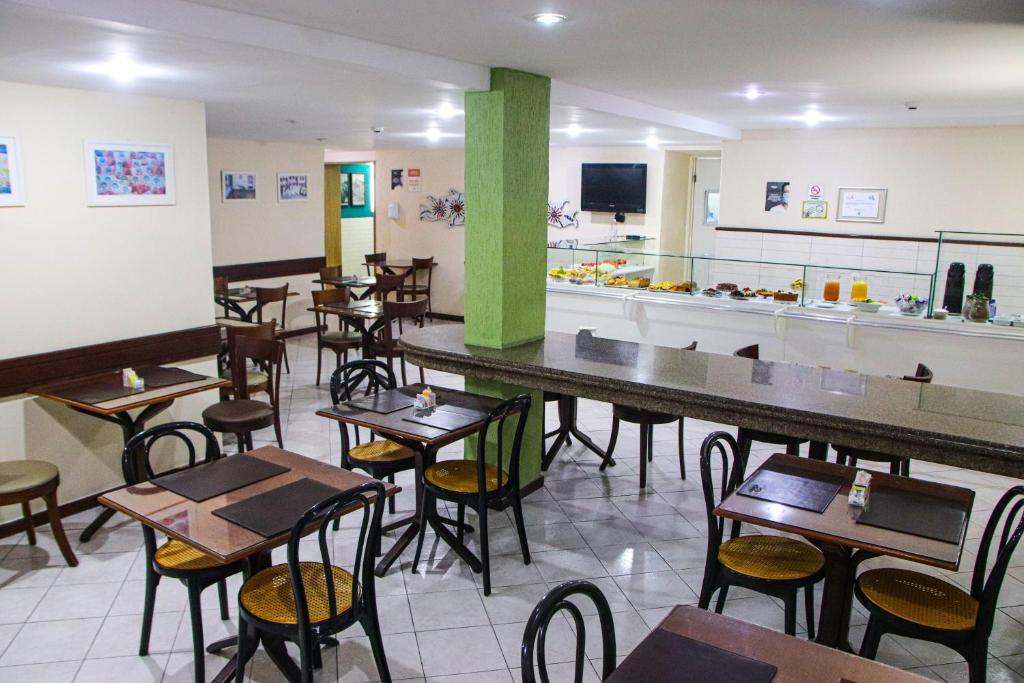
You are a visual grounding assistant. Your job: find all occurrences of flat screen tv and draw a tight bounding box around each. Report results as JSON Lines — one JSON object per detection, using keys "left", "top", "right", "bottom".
{"left": 580, "top": 163, "right": 647, "bottom": 214}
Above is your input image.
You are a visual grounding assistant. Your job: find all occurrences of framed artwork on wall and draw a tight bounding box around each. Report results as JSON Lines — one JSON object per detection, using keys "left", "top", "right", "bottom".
{"left": 801, "top": 200, "right": 828, "bottom": 219}
{"left": 222, "top": 170, "right": 256, "bottom": 201}
{"left": 0, "top": 135, "right": 25, "bottom": 207}
{"left": 277, "top": 173, "right": 308, "bottom": 202}
{"left": 837, "top": 187, "right": 886, "bottom": 223}
{"left": 85, "top": 142, "right": 174, "bottom": 206}
{"left": 704, "top": 190, "right": 720, "bottom": 225}
{"left": 341, "top": 173, "right": 352, "bottom": 206}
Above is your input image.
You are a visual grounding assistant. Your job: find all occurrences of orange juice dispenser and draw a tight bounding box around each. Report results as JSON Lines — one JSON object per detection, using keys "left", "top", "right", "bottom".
{"left": 823, "top": 274, "right": 841, "bottom": 302}
{"left": 850, "top": 273, "right": 868, "bottom": 302}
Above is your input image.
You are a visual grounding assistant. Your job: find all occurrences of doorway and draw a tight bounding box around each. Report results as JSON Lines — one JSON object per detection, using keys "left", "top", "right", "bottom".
{"left": 340, "top": 163, "right": 375, "bottom": 276}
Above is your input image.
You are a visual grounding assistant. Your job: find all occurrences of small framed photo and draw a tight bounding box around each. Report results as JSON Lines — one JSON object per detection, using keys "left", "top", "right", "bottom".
{"left": 837, "top": 187, "right": 886, "bottom": 223}
{"left": 222, "top": 171, "right": 256, "bottom": 202}
{"left": 704, "top": 190, "right": 720, "bottom": 225}
{"left": 801, "top": 200, "right": 828, "bottom": 219}
{"left": 85, "top": 142, "right": 174, "bottom": 206}
{"left": 277, "top": 173, "right": 308, "bottom": 202}
{"left": 0, "top": 135, "right": 25, "bottom": 207}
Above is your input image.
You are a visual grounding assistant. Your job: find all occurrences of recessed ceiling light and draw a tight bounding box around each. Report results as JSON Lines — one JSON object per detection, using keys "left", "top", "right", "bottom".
{"left": 437, "top": 102, "right": 462, "bottom": 119}
{"left": 78, "top": 54, "right": 168, "bottom": 83}
{"left": 566, "top": 123, "right": 582, "bottom": 137}
{"left": 425, "top": 127, "right": 442, "bottom": 143}
{"left": 532, "top": 12, "right": 567, "bottom": 25}
{"left": 800, "top": 108, "right": 823, "bottom": 126}
{"left": 645, "top": 135, "right": 660, "bottom": 149}
{"left": 745, "top": 85, "right": 762, "bottom": 101}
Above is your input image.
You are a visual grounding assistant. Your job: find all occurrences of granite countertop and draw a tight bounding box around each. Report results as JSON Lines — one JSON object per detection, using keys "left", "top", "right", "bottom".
{"left": 401, "top": 325, "right": 1024, "bottom": 477}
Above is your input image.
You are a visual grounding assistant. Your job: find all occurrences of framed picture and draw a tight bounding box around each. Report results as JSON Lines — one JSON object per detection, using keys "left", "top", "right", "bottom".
{"left": 0, "top": 135, "right": 25, "bottom": 206}
{"left": 85, "top": 142, "right": 174, "bottom": 206}
{"left": 704, "top": 190, "right": 720, "bottom": 225}
{"left": 390, "top": 168, "right": 403, "bottom": 190}
{"left": 801, "top": 200, "right": 828, "bottom": 219}
{"left": 341, "top": 173, "right": 352, "bottom": 207}
{"left": 222, "top": 170, "right": 256, "bottom": 202}
{"left": 351, "top": 174, "right": 366, "bottom": 207}
{"left": 277, "top": 173, "right": 308, "bottom": 202}
{"left": 764, "top": 181, "right": 790, "bottom": 212}
{"left": 837, "top": 187, "right": 886, "bottom": 223}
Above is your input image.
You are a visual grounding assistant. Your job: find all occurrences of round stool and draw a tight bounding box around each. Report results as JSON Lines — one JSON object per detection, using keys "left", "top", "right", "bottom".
{"left": 0, "top": 460, "right": 78, "bottom": 566}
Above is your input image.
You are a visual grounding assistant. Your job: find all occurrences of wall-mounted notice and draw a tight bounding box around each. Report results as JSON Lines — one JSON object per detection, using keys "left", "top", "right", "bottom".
{"left": 390, "top": 169, "right": 403, "bottom": 190}
{"left": 806, "top": 184, "right": 824, "bottom": 200}
{"left": 407, "top": 168, "right": 422, "bottom": 192}
{"left": 837, "top": 187, "right": 887, "bottom": 223}
{"left": 765, "top": 181, "right": 789, "bottom": 212}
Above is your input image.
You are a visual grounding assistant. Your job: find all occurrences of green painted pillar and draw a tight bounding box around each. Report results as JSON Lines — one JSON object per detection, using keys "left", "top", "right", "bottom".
{"left": 463, "top": 68, "right": 550, "bottom": 487}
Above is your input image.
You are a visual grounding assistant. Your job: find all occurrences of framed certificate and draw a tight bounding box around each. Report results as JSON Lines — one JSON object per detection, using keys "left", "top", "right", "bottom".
{"left": 837, "top": 187, "right": 887, "bottom": 223}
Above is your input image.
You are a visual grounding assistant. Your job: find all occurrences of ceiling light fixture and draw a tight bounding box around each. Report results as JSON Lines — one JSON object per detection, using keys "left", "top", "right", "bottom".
{"left": 425, "top": 127, "right": 442, "bottom": 143}
{"left": 745, "top": 85, "right": 762, "bottom": 101}
{"left": 79, "top": 54, "right": 167, "bottom": 84}
{"left": 566, "top": 123, "right": 582, "bottom": 137}
{"left": 531, "top": 12, "right": 567, "bottom": 25}
{"left": 437, "top": 102, "right": 461, "bottom": 119}
{"left": 800, "top": 108, "right": 823, "bottom": 127}
{"left": 645, "top": 135, "right": 660, "bottom": 149}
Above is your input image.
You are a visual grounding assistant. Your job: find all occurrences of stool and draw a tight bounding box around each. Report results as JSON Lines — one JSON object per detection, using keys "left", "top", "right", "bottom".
{"left": 0, "top": 461, "right": 78, "bottom": 566}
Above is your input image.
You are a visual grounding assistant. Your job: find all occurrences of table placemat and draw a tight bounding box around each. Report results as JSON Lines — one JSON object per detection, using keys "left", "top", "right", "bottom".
{"left": 737, "top": 465, "right": 843, "bottom": 513}
{"left": 137, "top": 366, "right": 208, "bottom": 389}
{"left": 51, "top": 374, "right": 143, "bottom": 404}
{"left": 212, "top": 478, "right": 343, "bottom": 538}
{"left": 857, "top": 487, "right": 969, "bottom": 544}
{"left": 402, "top": 406, "right": 487, "bottom": 432}
{"left": 345, "top": 389, "right": 413, "bottom": 414}
{"left": 152, "top": 455, "right": 289, "bottom": 502}
{"left": 606, "top": 628, "right": 777, "bottom": 682}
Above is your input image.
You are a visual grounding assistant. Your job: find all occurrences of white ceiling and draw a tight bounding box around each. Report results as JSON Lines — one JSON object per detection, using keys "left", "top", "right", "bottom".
{"left": 2, "top": 0, "right": 1023, "bottom": 150}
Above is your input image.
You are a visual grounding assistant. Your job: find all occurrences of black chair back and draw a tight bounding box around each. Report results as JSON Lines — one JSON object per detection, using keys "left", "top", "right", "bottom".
{"left": 972, "top": 485, "right": 1024, "bottom": 637}
{"left": 329, "top": 360, "right": 399, "bottom": 456}
{"left": 734, "top": 344, "right": 759, "bottom": 359}
{"left": 285, "top": 482, "right": 385, "bottom": 635}
{"left": 699, "top": 431, "right": 747, "bottom": 562}
{"left": 521, "top": 579, "right": 616, "bottom": 683}
{"left": 475, "top": 394, "right": 531, "bottom": 494}
{"left": 904, "top": 363, "right": 933, "bottom": 383}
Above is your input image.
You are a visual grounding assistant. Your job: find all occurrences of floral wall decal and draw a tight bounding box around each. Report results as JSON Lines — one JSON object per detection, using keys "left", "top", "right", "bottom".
{"left": 419, "top": 188, "right": 465, "bottom": 227}
{"left": 547, "top": 200, "right": 579, "bottom": 229}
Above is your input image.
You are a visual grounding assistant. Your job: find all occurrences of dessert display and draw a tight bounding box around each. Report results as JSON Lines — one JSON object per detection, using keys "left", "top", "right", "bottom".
{"left": 774, "top": 290, "right": 799, "bottom": 302}
{"left": 627, "top": 276, "right": 651, "bottom": 289}
{"left": 755, "top": 288, "right": 774, "bottom": 298}
{"left": 702, "top": 287, "right": 722, "bottom": 297}
{"left": 605, "top": 276, "right": 628, "bottom": 287}
{"left": 790, "top": 278, "right": 805, "bottom": 290}
{"left": 715, "top": 282, "right": 738, "bottom": 292}
{"left": 729, "top": 290, "right": 747, "bottom": 299}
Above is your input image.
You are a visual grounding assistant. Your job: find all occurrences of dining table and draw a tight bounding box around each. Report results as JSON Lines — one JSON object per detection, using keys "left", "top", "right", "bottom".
{"left": 307, "top": 298, "right": 386, "bottom": 357}
{"left": 317, "top": 384, "right": 504, "bottom": 577}
{"left": 606, "top": 604, "right": 930, "bottom": 682}
{"left": 30, "top": 366, "right": 230, "bottom": 541}
{"left": 214, "top": 286, "right": 298, "bottom": 322}
{"left": 99, "top": 445, "right": 398, "bottom": 683}
{"left": 313, "top": 274, "right": 378, "bottom": 299}
{"left": 366, "top": 260, "right": 438, "bottom": 277}
{"left": 714, "top": 453, "right": 974, "bottom": 651}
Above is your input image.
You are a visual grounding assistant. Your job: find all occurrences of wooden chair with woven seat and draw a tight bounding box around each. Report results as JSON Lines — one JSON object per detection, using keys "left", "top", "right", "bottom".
{"left": 733, "top": 344, "right": 808, "bottom": 459}
{"left": 373, "top": 272, "right": 407, "bottom": 303}
{"left": 364, "top": 251, "right": 387, "bottom": 276}
{"left": 834, "top": 363, "right": 933, "bottom": 476}
{"left": 413, "top": 393, "right": 532, "bottom": 595}
{"left": 404, "top": 256, "right": 434, "bottom": 320}
{"left": 370, "top": 298, "right": 427, "bottom": 385}
{"left": 0, "top": 460, "right": 77, "bottom": 567}
{"left": 219, "top": 321, "right": 276, "bottom": 399}
{"left": 856, "top": 485, "right": 1024, "bottom": 683}
{"left": 522, "top": 579, "right": 616, "bottom": 683}
{"left": 697, "top": 431, "right": 825, "bottom": 637}
{"left": 253, "top": 283, "right": 291, "bottom": 373}
{"left": 604, "top": 340, "right": 696, "bottom": 490}
{"left": 235, "top": 481, "right": 391, "bottom": 683}
{"left": 203, "top": 335, "right": 284, "bottom": 453}
{"left": 124, "top": 422, "right": 245, "bottom": 683}
{"left": 319, "top": 265, "right": 341, "bottom": 289}
{"left": 329, "top": 360, "right": 415, "bottom": 518}
{"left": 312, "top": 287, "right": 363, "bottom": 386}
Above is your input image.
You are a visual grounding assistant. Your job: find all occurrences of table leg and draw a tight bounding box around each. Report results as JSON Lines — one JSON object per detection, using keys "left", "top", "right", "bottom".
{"left": 375, "top": 446, "right": 430, "bottom": 576}
{"left": 813, "top": 544, "right": 874, "bottom": 651}
{"left": 808, "top": 441, "right": 830, "bottom": 461}
{"left": 544, "top": 396, "right": 613, "bottom": 469}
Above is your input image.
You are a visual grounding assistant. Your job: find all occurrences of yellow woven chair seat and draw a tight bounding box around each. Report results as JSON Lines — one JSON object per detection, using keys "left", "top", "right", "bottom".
{"left": 718, "top": 535, "right": 824, "bottom": 581}
{"left": 858, "top": 568, "right": 978, "bottom": 631}
{"left": 154, "top": 539, "right": 226, "bottom": 571}
{"left": 349, "top": 440, "right": 414, "bottom": 464}
{"left": 425, "top": 460, "right": 506, "bottom": 494}
{"left": 240, "top": 562, "right": 353, "bottom": 625}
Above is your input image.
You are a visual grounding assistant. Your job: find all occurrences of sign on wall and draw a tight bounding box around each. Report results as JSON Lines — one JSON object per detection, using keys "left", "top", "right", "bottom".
{"left": 837, "top": 187, "right": 887, "bottom": 223}
{"left": 806, "top": 184, "right": 824, "bottom": 200}
{"left": 407, "top": 168, "right": 422, "bottom": 192}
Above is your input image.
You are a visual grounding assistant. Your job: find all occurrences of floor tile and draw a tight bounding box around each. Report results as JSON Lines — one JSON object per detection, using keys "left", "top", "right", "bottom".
{"left": 416, "top": 625, "right": 505, "bottom": 677}
{"left": 0, "top": 617, "right": 103, "bottom": 665}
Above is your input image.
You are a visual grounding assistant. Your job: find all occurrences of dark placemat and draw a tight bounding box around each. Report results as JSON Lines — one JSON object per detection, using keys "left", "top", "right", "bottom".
{"left": 153, "top": 455, "right": 289, "bottom": 502}
{"left": 345, "top": 389, "right": 413, "bottom": 414}
{"left": 857, "top": 487, "right": 969, "bottom": 544}
{"left": 53, "top": 374, "right": 141, "bottom": 404}
{"left": 137, "top": 366, "right": 208, "bottom": 389}
{"left": 737, "top": 466, "right": 843, "bottom": 513}
{"left": 212, "top": 478, "right": 342, "bottom": 538}
{"left": 607, "top": 628, "right": 777, "bottom": 683}
{"left": 402, "top": 406, "right": 487, "bottom": 432}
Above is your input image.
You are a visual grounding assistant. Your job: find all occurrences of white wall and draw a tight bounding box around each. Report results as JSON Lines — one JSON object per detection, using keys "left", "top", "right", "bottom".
{"left": 720, "top": 127, "right": 1024, "bottom": 236}
{"left": 0, "top": 81, "right": 217, "bottom": 521}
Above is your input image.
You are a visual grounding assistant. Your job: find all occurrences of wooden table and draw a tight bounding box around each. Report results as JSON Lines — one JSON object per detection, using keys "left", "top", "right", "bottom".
{"left": 30, "top": 368, "right": 229, "bottom": 541}
{"left": 607, "top": 605, "right": 929, "bottom": 682}
{"left": 317, "top": 385, "right": 503, "bottom": 577}
{"left": 313, "top": 275, "right": 377, "bottom": 299}
{"left": 366, "top": 260, "right": 437, "bottom": 277}
{"left": 215, "top": 287, "right": 298, "bottom": 322}
{"left": 308, "top": 299, "right": 386, "bottom": 357}
{"left": 100, "top": 445, "right": 398, "bottom": 682}
{"left": 715, "top": 453, "right": 974, "bottom": 651}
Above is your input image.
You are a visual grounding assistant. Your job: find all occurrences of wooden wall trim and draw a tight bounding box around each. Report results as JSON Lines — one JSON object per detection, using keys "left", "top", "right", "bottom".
{"left": 0, "top": 325, "right": 221, "bottom": 399}
{"left": 212, "top": 256, "right": 326, "bottom": 282}
{"left": 716, "top": 226, "right": 1024, "bottom": 249}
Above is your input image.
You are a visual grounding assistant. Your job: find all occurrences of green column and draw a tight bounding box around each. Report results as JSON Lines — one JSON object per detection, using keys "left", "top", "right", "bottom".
{"left": 463, "top": 68, "right": 550, "bottom": 487}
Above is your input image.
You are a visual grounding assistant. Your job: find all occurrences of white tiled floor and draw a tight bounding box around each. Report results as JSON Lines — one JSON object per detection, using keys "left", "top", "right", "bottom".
{"left": 2, "top": 332, "right": 1024, "bottom": 682}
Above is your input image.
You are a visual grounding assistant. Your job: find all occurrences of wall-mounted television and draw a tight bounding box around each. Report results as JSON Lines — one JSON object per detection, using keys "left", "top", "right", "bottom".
{"left": 580, "top": 163, "right": 647, "bottom": 214}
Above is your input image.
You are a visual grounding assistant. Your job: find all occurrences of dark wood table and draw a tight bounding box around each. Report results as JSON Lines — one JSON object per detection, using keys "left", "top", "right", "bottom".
{"left": 313, "top": 275, "right": 377, "bottom": 299}
{"left": 715, "top": 453, "right": 974, "bottom": 651}
{"left": 542, "top": 394, "right": 610, "bottom": 468}
{"left": 215, "top": 287, "right": 298, "bottom": 322}
{"left": 607, "top": 605, "right": 929, "bottom": 682}
{"left": 100, "top": 445, "right": 398, "bottom": 683}
{"left": 30, "top": 368, "right": 230, "bottom": 541}
{"left": 317, "top": 385, "right": 503, "bottom": 577}
{"left": 308, "top": 299, "right": 386, "bottom": 357}
{"left": 366, "top": 260, "right": 438, "bottom": 276}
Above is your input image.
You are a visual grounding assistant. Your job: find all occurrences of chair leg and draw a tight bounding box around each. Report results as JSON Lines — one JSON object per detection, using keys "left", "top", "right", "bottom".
{"left": 400, "top": 357, "right": 408, "bottom": 385}
{"left": 217, "top": 579, "right": 230, "bottom": 621}
{"left": 315, "top": 346, "right": 323, "bottom": 386}
{"left": 968, "top": 646, "right": 988, "bottom": 683}
{"left": 738, "top": 431, "right": 753, "bottom": 470}
{"left": 858, "top": 618, "right": 883, "bottom": 659}
{"left": 714, "top": 584, "right": 729, "bottom": 613}
{"left": 45, "top": 490, "right": 77, "bottom": 567}
{"left": 479, "top": 497, "right": 491, "bottom": 596}
{"left": 273, "top": 412, "right": 284, "bottom": 449}
{"left": 835, "top": 449, "right": 847, "bottom": 466}
{"left": 186, "top": 579, "right": 207, "bottom": 683}
{"left": 804, "top": 586, "right": 816, "bottom": 640}
{"left": 235, "top": 433, "right": 246, "bottom": 454}
{"left": 456, "top": 503, "right": 465, "bottom": 544}
{"left": 638, "top": 422, "right": 649, "bottom": 490}
{"left": 902, "top": 458, "right": 911, "bottom": 477}
{"left": 601, "top": 417, "right": 620, "bottom": 472}
{"left": 511, "top": 486, "right": 531, "bottom": 566}
{"left": 139, "top": 566, "right": 160, "bottom": 656}
{"left": 785, "top": 441, "right": 801, "bottom": 456}
{"left": 297, "top": 630, "right": 315, "bottom": 683}
{"left": 21, "top": 502, "right": 35, "bottom": 546}
{"left": 889, "top": 458, "right": 901, "bottom": 475}
{"left": 783, "top": 591, "right": 797, "bottom": 636}
{"left": 697, "top": 568, "right": 716, "bottom": 610}
{"left": 235, "top": 615, "right": 253, "bottom": 683}
{"left": 363, "top": 607, "right": 392, "bottom": 683}
{"left": 677, "top": 419, "right": 686, "bottom": 480}
{"left": 387, "top": 474, "right": 396, "bottom": 514}
{"left": 418, "top": 365, "right": 425, "bottom": 384}
{"left": 282, "top": 343, "right": 291, "bottom": 374}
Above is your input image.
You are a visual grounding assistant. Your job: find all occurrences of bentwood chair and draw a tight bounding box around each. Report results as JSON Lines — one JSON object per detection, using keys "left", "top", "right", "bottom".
{"left": 834, "top": 363, "right": 933, "bottom": 476}
{"left": 330, "top": 360, "right": 415, "bottom": 517}
{"left": 733, "top": 344, "right": 808, "bottom": 458}
{"left": 370, "top": 298, "right": 427, "bottom": 385}
{"left": 697, "top": 431, "right": 824, "bottom": 637}
{"left": 236, "top": 482, "right": 391, "bottom": 683}
{"left": 856, "top": 485, "right": 1024, "bottom": 683}
{"left": 319, "top": 265, "right": 342, "bottom": 289}
{"left": 219, "top": 321, "right": 276, "bottom": 399}
{"left": 312, "top": 287, "right": 362, "bottom": 386}
{"left": 522, "top": 580, "right": 616, "bottom": 683}
{"left": 124, "top": 422, "right": 244, "bottom": 683}
{"left": 254, "top": 283, "right": 291, "bottom": 373}
{"left": 605, "top": 340, "right": 696, "bottom": 489}
{"left": 203, "top": 335, "right": 284, "bottom": 452}
{"left": 405, "top": 256, "right": 434, "bottom": 320}
{"left": 414, "top": 394, "right": 533, "bottom": 595}
{"left": 0, "top": 461, "right": 77, "bottom": 567}
{"left": 373, "top": 272, "right": 407, "bottom": 303}
{"left": 364, "top": 252, "right": 387, "bottom": 276}
{"left": 214, "top": 275, "right": 232, "bottom": 318}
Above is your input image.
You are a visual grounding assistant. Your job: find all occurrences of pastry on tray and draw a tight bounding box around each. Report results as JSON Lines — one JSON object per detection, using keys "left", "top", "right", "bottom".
{"left": 773, "top": 291, "right": 799, "bottom": 302}
{"left": 715, "top": 282, "right": 738, "bottom": 292}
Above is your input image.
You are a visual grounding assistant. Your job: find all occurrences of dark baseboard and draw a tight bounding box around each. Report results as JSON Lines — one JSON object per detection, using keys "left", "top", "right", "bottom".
{"left": 430, "top": 312, "right": 465, "bottom": 322}
{"left": 213, "top": 256, "right": 326, "bottom": 282}
{"left": 0, "top": 490, "right": 109, "bottom": 539}
{"left": 0, "top": 325, "right": 221, "bottom": 399}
